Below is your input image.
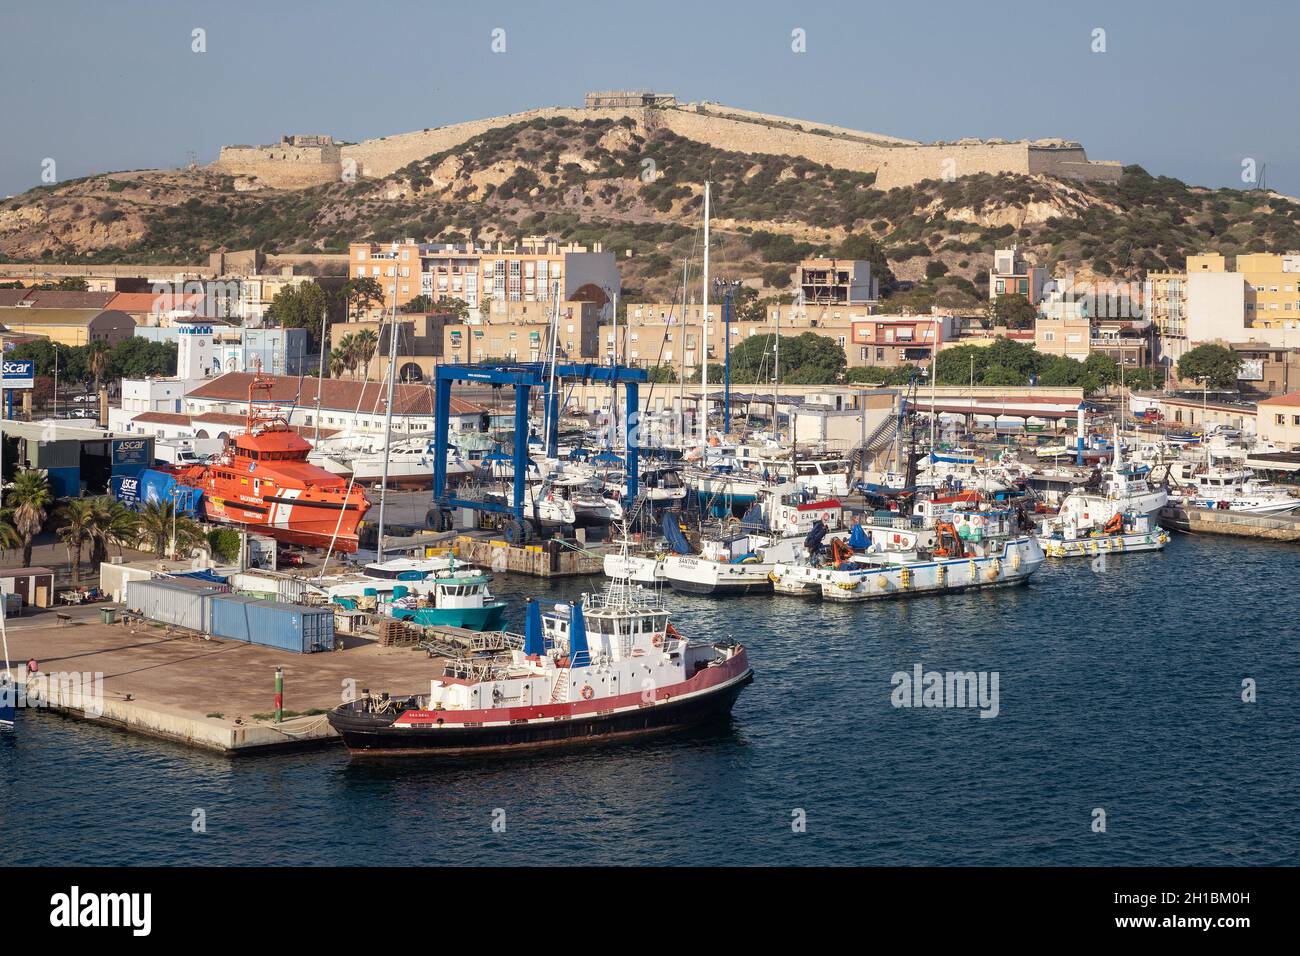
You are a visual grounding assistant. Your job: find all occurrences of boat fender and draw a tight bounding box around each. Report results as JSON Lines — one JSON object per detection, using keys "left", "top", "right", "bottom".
{"left": 580, "top": 685, "right": 594, "bottom": 700}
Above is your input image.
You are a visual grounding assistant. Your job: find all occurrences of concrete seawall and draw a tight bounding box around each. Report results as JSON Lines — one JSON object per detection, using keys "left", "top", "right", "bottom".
{"left": 1158, "top": 505, "right": 1300, "bottom": 542}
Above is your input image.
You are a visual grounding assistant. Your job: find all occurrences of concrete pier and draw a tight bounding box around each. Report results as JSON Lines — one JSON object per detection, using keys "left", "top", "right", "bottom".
{"left": 1158, "top": 504, "right": 1300, "bottom": 543}
{"left": 2, "top": 605, "right": 450, "bottom": 755}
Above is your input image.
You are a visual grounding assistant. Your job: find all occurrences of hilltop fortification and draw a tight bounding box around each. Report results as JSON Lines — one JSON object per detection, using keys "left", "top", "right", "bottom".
{"left": 213, "top": 92, "right": 1122, "bottom": 191}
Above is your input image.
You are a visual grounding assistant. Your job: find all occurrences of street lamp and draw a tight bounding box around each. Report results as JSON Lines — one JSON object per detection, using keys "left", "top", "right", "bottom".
{"left": 713, "top": 278, "right": 741, "bottom": 434}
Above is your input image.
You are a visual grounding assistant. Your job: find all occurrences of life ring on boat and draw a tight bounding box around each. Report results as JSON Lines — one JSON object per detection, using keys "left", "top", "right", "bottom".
{"left": 652, "top": 633, "right": 663, "bottom": 648}
{"left": 822, "top": 512, "right": 831, "bottom": 524}
{"left": 580, "top": 685, "right": 594, "bottom": 700}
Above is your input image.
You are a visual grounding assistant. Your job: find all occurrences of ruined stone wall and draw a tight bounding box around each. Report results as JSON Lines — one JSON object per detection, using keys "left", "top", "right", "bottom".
{"left": 215, "top": 144, "right": 344, "bottom": 188}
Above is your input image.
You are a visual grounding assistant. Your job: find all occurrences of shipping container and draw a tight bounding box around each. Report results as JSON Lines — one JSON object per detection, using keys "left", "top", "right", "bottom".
{"left": 123, "top": 579, "right": 229, "bottom": 633}
{"left": 228, "top": 571, "right": 321, "bottom": 604}
{"left": 209, "top": 595, "right": 335, "bottom": 653}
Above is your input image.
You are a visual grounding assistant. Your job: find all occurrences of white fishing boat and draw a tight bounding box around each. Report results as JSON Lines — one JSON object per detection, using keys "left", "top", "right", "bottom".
{"left": 661, "top": 485, "right": 848, "bottom": 595}
{"left": 1038, "top": 510, "right": 1170, "bottom": 558}
{"left": 1168, "top": 465, "right": 1299, "bottom": 516}
{"left": 321, "top": 556, "right": 457, "bottom": 602}
{"left": 811, "top": 510, "right": 1044, "bottom": 602}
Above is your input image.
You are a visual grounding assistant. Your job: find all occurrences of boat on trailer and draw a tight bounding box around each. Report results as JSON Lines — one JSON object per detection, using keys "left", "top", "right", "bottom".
{"left": 327, "top": 560, "right": 753, "bottom": 757}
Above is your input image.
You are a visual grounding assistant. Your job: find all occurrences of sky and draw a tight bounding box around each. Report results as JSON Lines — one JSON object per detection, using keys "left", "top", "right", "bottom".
{"left": 1, "top": 0, "right": 1297, "bottom": 198}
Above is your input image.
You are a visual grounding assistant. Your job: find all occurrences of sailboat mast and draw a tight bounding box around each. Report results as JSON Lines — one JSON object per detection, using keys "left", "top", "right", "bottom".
{"left": 313, "top": 304, "right": 327, "bottom": 444}
{"left": 678, "top": 256, "right": 688, "bottom": 443}
{"left": 375, "top": 255, "right": 402, "bottom": 564}
{"left": 699, "top": 181, "right": 711, "bottom": 451}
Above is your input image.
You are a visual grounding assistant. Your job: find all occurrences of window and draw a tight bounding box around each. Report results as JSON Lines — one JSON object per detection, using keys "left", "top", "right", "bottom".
{"left": 1276, "top": 414, "right": 1285, "bottom": 425}
{"left": 1293, "top": 415, "right": 1300, "bottom": 426}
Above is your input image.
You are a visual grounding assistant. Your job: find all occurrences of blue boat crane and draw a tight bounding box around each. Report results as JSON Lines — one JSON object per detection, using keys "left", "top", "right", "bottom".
{"left": 431, "top": 362, "right": 648, "bottom": 535}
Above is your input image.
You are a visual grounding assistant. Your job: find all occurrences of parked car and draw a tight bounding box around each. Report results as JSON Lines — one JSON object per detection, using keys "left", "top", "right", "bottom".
{"left": 72, "top": 393, "right": 97, "bottom": 404}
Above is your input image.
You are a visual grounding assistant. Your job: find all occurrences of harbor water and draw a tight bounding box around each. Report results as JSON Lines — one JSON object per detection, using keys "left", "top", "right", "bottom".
{"left": 4, "top": 534, "right": 1297, "bottom": 866}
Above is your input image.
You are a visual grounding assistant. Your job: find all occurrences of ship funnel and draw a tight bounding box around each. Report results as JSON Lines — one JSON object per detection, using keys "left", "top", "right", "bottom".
{"left": 568, "top": 602, "right": 591, "bottom": 668}
{"left": 524, "top": 600, "right": 545, "bottom": 657}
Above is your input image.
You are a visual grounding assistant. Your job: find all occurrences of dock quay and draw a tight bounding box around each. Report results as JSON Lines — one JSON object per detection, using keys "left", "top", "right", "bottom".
{"left": 2, "top": 604, "right": 454, "bottom": 755}
{"left": 1158, "top": 504, "right": 1300, "bottom": 543}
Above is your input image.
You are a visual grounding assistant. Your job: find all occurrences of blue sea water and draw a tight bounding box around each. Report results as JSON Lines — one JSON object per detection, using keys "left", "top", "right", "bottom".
{"left": 3, "top": 534, "right": 1298, "bottom": 866}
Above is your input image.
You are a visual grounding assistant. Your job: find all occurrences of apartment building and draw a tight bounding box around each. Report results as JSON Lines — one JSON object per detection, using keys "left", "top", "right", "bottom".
{"left": 1035, "top": 294, "right": 1092, "bottom": 360}
{"left": 1234, "top": 252, "right": 1300, "bottom": 328}
{"left": 1257, "top": 391, "right": 1300, "bottom": 449}
{"left": 348, "top": 237, "right": 619, "bottom": 316}
{"left": 850, "top": 314, "right": 955, "bottom": 368}
{"left": 442, "top": 302, "right": 601, "bottom": 368}
{"left": 989, "top": 246, "right": 1049, "bottom": 304}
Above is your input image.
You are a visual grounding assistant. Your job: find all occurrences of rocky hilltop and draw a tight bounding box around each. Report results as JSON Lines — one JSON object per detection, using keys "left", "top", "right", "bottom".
{"left": 2, "top": 115, "right": 1296, "bottom": 308}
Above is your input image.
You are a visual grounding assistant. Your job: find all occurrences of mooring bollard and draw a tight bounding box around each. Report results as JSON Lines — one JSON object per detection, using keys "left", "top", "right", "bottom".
{"left": 274, "top": 667, "right": 283, "bottom": 723}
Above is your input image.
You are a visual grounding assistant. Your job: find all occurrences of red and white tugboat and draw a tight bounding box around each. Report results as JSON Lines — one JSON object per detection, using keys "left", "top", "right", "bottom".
{"left": 328, "top": 561, "right": 754, "bottom": 757}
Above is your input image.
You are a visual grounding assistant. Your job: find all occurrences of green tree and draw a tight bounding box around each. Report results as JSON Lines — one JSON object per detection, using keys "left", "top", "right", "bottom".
{"left": 207, "top": 528, "right": 241, "bottom": 562}
{"left": 137, "top": 500, "right": 206, "bottom": 559}
{"left": 1177, "top": 343, "right": 1241, "bottom": 389}
{"left": 987, "top": 293, "right": 1038, "bottom": 329}
{"left": 86, "top": 495, "right": 141, "bottom": 566}
{"left": 266, "top": 281, "right": 328, "bottom": 343}
{"left": 401, "top": 295, "right": 434, "bottom": 314}
{"left": 5, "top": 468, "right": 53, "bottom": 567}
{"left": 343, "top": 276, "right": 384, "bottom": 320}
{"left": 56, "top": 498, "right": 96, "bottom": 585}
{"left": 1082, "top": 352, "right": 1119, "bottom": 390}
{"left": 109, "top": 338, "right": 177, "bottom": 378}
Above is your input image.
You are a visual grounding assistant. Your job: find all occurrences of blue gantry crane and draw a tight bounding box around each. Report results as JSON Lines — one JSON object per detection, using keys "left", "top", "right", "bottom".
{"left": 430, "top": 361, "right": 647, "bottom": 541}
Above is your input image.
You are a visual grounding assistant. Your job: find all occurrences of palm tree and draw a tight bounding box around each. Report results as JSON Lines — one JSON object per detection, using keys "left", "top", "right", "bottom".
{"left": 88, "top": 341, "right": 112, "bottom": 395}
{"left": 328, "top": 349, "right": 347, "bottom": 380}
{"left": 86, "top": 495, "right": 141, "bottom": 566}
{"left": 5, "top": 468, "right": 52, "bottom": 567}
{"left": 0, "top": 515, "right": 20, "bottom": 560}
{"left": 335, "top": 333, "right": 358, "bottom": 378}
{"left": 353, "top": 328, "right": 378, "bottom": 379}
{"left": 56, "top": 498, "right": 96, "bottom": 584}
{"left": 137, "top": 501, "right": 206, "bottom": 559}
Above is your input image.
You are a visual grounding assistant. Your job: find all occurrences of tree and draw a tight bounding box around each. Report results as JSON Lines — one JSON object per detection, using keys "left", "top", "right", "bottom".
{"left": 1177, "top": 343, "right": 1241, "bottom": 390}
{"left": 207, "top": 528, "right": 241, "bottom": 562}
{"left": 441, "top": 297, "right": 471, "bottom": 321}
{"left": 137, "top": 501, "right": 205, "bottom": 558}
{"left": 87, "top": 341, "right": 112, "bottom": 394}
{"left": 86, "top": 495, "right": 140, "bottom": 566}
{"left": 987, "top": 293, "right": 1038, "bottom": 329}
{"left": 352, "top": 328, "right": 378, "bottom": 377}
{"left": 0, "top": 516, "right": 20, "bottom": 561}
{"left": 5, "top": 468, "right": 52, "bottom": 567}
{"left": 724, "top": 332, "right": 846, "bottom": 385}
{"left": 401, "top": 295, "right": 433, "bottom": 314}
{"left": 56, "top": 498, "right": 96, "bottom": 585}
{"left": 266, "top": 281, "right": 328, "bottom": 343}
{"left": 1082, "top": 353, "right": 1119, "bottom": 391}
{"left": 343, "top": 276, "right": 384, "bottom": 320}
{"left": 110, "top": 338, "right": 177, "bottom": 378}
{"left": 646, "top": 365, "right": 678, "bottom": 384}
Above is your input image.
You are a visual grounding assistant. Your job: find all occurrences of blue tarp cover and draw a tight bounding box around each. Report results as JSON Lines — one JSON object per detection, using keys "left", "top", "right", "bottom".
{"left": 661, "top": 511, "right": 692, "bottom": 555}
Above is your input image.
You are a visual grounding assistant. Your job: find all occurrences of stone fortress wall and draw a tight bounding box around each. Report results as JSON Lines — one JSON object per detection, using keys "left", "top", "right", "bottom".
{"left": 214, "top": 94, "right": 1122, "bottom": 190}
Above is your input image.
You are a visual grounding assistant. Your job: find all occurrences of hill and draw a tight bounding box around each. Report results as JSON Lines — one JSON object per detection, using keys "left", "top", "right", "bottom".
{"left": 2, "top": 116, "right": 1298, "bottom": 308}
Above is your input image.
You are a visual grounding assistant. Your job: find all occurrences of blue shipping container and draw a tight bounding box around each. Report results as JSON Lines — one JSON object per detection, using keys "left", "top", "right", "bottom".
{"left": 208, "top": 595, "right": 335, "bottom": 653}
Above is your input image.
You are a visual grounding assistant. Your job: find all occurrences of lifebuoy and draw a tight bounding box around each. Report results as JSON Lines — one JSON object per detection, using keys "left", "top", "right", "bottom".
{"left": 652, "top": 633, "right": 663, "bottom": 648}
{"left": 580, "top": 685, "right": 594, "bottom": 700}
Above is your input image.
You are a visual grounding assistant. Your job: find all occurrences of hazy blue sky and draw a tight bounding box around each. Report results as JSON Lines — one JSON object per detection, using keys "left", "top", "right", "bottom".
{"left": 2, "top": 0, "right": 1297, "bottom": 198}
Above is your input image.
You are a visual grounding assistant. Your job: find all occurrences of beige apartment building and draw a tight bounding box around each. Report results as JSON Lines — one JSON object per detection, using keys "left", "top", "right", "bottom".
{"left": 1257, "top": 391, "right": 1300, "bottom": 449}
{"left": 348, "top": 237, "right": 619, "bottom": 316}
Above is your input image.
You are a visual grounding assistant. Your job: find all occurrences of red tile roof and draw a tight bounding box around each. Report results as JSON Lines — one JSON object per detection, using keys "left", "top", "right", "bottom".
{"left": 0, "top": 289, "right": 32, "bottom": 307}
{"left": 107, "top": 291, "right": 209, "bottom": 315}
{"left": 184, "top": 372, "right": 484, "bottom": 416}
{"left": 1258, "top": 391, "right": 1300, "bottom": 406}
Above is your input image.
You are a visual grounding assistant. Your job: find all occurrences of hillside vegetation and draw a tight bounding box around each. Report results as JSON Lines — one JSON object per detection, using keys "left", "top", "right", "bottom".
{"left": 2, "top": 116, "right": 1297, "bottom": 306}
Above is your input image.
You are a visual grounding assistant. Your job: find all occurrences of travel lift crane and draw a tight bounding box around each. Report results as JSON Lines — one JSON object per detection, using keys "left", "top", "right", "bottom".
{"left": 429, "top": 361, "right": 648, "bottom": 543}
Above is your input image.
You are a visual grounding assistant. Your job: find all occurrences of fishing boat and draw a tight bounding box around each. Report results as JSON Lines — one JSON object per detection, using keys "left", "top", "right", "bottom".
{"left": 321, "top": 556, "right": 456, "bottom": 602}
{"left": 1168, "top": 465, "right": 1299, "bottom": 516}
{"left": 661, "top": 485, "right": 848, "bottom": 595}
{"left": 809, "top": 508, "right": 1044, "bottom": 602}
{"left": 1054, "top": 427, "right": 1167, "bottom": 530}
{"left": 1038, "top": 510, "right": 1170, "bottom": 558}
{"left": 167, "top": 374, "right": 372, "bottom": 552}
{"left": 326, "top": 560, "right": 753, "bottom": 756}
{"left": 388, "top": 566, "right": 507, "bottom": 631}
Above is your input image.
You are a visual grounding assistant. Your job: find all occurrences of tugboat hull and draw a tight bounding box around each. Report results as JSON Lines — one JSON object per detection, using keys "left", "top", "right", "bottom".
{"left": 330, "top": 668, "right": 752, "bottom": 757}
